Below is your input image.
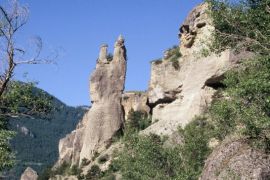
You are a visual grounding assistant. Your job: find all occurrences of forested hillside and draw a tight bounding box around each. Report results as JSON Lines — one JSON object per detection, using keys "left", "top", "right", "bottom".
{"left": 3, "top": 86, "right": 87, "bottom": 179}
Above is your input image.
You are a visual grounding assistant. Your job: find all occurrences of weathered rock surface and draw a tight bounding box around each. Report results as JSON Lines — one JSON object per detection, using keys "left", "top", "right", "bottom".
{"left": 201, "top": 139, "right": 270, "bottom": 180}
{"left": 56, "top": 35, "right": 127, "bottom": 166}
{"left": 122, "top": 91, "right": 150, "bottom": 119}
{"left": 80, "top": 35, "right": 126, "bottom": 163}
{"left": 144, "top": 3, "right": 251, "bottom": 136}
{"left": 20, "top": 167, "right": 38, "bottom": 180}
{"left": 179, "top": 3, "right": 212, "bottom": 57}
{"left": 54, "top": 3, "right": 261, "bottom": 180}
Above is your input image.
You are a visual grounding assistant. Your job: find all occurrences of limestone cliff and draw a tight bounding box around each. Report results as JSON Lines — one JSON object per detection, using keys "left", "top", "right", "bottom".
{"left": 143, "top": 3, "right": 251, "bottom": 136}
{"left": 201, "top": 139, "right": 270, "bottom": 179}
{"left": 53, "top": 3, "right": 268, "bottom": 179}
{"left": 56, "top": 35, "right": 127, "bottom": 166}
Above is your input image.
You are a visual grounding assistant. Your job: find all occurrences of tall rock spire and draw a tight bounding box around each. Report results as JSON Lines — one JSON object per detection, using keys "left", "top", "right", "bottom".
{"left": 55, "top": 36, "right": 127, "bottom": 167}
{"left": 79, "top": 35, "right": 127, "bottom": 163}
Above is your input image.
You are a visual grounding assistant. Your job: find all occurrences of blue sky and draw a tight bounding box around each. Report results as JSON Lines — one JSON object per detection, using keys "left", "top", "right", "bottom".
{"left": 11, "top": 0, "right": 203, "bottom": 106}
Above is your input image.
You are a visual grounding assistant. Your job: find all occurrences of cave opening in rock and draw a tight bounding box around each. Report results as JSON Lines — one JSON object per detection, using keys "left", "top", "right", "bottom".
{"left": 146, "top": 97, "right": 177, "bottom": 115}
{"left": 204, "top": 75, "right": 227, "bottom": 90}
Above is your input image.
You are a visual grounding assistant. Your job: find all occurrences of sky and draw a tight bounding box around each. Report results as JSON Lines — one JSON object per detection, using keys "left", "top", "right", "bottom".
{"left": 7, "top": 0, "right": 203, "bottom": 106}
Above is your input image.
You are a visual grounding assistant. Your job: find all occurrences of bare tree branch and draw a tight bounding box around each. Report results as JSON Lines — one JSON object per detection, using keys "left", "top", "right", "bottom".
{"left": 0, "top": 0, "right": 56, "bottom": 98}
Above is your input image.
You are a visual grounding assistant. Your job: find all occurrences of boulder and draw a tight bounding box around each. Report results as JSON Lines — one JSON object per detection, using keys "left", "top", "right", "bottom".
{"left": 20, "top": 167, "right": 38, "bottom": 180}
{"left": 201, "top": 139, "right": 270, "bottom": 180}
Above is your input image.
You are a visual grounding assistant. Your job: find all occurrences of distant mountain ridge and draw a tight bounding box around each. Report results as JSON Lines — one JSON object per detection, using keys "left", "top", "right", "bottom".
{"left": 3, "top": 86, "right": 87, "bottom": 179}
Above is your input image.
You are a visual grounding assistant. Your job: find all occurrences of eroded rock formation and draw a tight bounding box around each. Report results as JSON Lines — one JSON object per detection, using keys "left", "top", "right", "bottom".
{"left": 80, "top": 35, "right": 127, "bottom": 163}
{"left": 56, "top": 35, "right": 127, "bottom": 166}
{"left": 143, "top": 3, "right": 251, "bottom": 136}
{"left": 54, "top": 3, "right": 264, "bottom": 179}
{"left": 201, "top": 139, "right": 270, "bottom": 180}
{"left": 178, "top": 3, "right": 212, "bottom": 57}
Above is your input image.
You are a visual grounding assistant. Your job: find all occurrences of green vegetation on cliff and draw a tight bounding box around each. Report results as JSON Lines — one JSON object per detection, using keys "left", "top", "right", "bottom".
{"left": 209, "top": 56, "right": 270, "bottom": 150}
{"left": 205, "top": 0, "right": 270, "bottom": 150}
{"left": 206, "top": 0, "right": 270, "bottom": 55}
{"left": 33, "top": 1, "right": 270, "bottom": 179}
{"left": 102, "top": 0, "right": 270, "bottom": 179}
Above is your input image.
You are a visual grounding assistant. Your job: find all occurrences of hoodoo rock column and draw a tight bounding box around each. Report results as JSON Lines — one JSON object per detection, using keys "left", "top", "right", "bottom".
{"left": 79, "top": 35, "right": 127, "bottom": 163}
{"left": 55, "top": 35, "right": 127, "bottom": 166}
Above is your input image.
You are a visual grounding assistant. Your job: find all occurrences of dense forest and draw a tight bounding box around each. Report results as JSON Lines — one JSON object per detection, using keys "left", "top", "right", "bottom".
{"left": 1, "top": 84, "right": 86, "bottom": 179}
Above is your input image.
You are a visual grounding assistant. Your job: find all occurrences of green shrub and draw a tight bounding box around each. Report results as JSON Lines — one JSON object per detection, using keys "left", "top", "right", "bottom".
{"left": 210, "top": 56, "right": 270, "bottom": 151}
{"left": 37, "top": 167, "right": 52, "bottom": 180}
{"left": 85, "top": 165, "right": 102, "bottom": 179}
{"left": 206, "top": 0, "right": 270, "bottom": 55}
{"left": 164, "top": 45, "right": 181, "bottom": 70}
{"left": 54, "top": 161, "right": 70, "bottom": 175}
{"left": 165, "top": 45, "right": 181, "bottom": 60}
{"left": 112, "top": 133, "right": 181, "bottom": 179}
{"left": 91, "top": 152, "right": 100, "bottom": 161}
{"left": 81, "top": 158, "right": 90, "bottom": 167}
{"left": 171, "top": 57, "right": 180, "bottom": 70}
{"left": 68, "top": 165, "right": 82, "bottom": 175}
{"left": 38, "top": 161, "right": 83, "bottom": 178}
{"left": 107, "top": 115, "right": 213, "bottom": 180}
{"left": 178, "top": 116, "right": 213, "bottom": 179}
{"left": 77, "top": 173, "right": 85, "bottom": 180}
{"left": 125, "top": 109, "right": 151, "bottom": 133}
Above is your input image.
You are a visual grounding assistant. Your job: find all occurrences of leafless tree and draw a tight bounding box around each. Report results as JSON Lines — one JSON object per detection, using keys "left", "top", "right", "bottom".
{"left": 0, "top": 0, "right": 55, "bottom": 98}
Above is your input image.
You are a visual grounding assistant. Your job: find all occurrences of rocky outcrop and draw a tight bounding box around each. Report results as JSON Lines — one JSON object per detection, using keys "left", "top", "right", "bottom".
{"left": 143, "top": 3, "right": 251, "bottom": 136}
{"left": 122, "top": 91, "right": 150, "bottom": 119}
{"left": 80, "top": 35, "right": 126, "bottom": 163}
{"left": 178, "top": 3, "right": 212, "bottom": 57}
{"left": 201, "top": 139, "right": 270, "bottom": 180}
{"left": 56, "top": 35, "right": 127, "bottom": 166}
{"left": 54, "top": 3, "right": 260, "bottom": 179}
{"left": 20, "top": 167, "right": 38, "bottom": 180}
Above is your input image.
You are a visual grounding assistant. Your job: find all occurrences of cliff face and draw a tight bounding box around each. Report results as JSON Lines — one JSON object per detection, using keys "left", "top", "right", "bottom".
{"left": 56, "top": 3, "right": 241, "bottom": 167}
{"left": 56, "top": 35, "right": 127, "bottom": 166}
{"left": 201, "top": 139, "right": 270, "bottom": 179}
{"left": 54, "top": 3, "right": 268, "bottom": 179}
{"left": 143, "top": 3, "right": 250, "bottom": 136}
